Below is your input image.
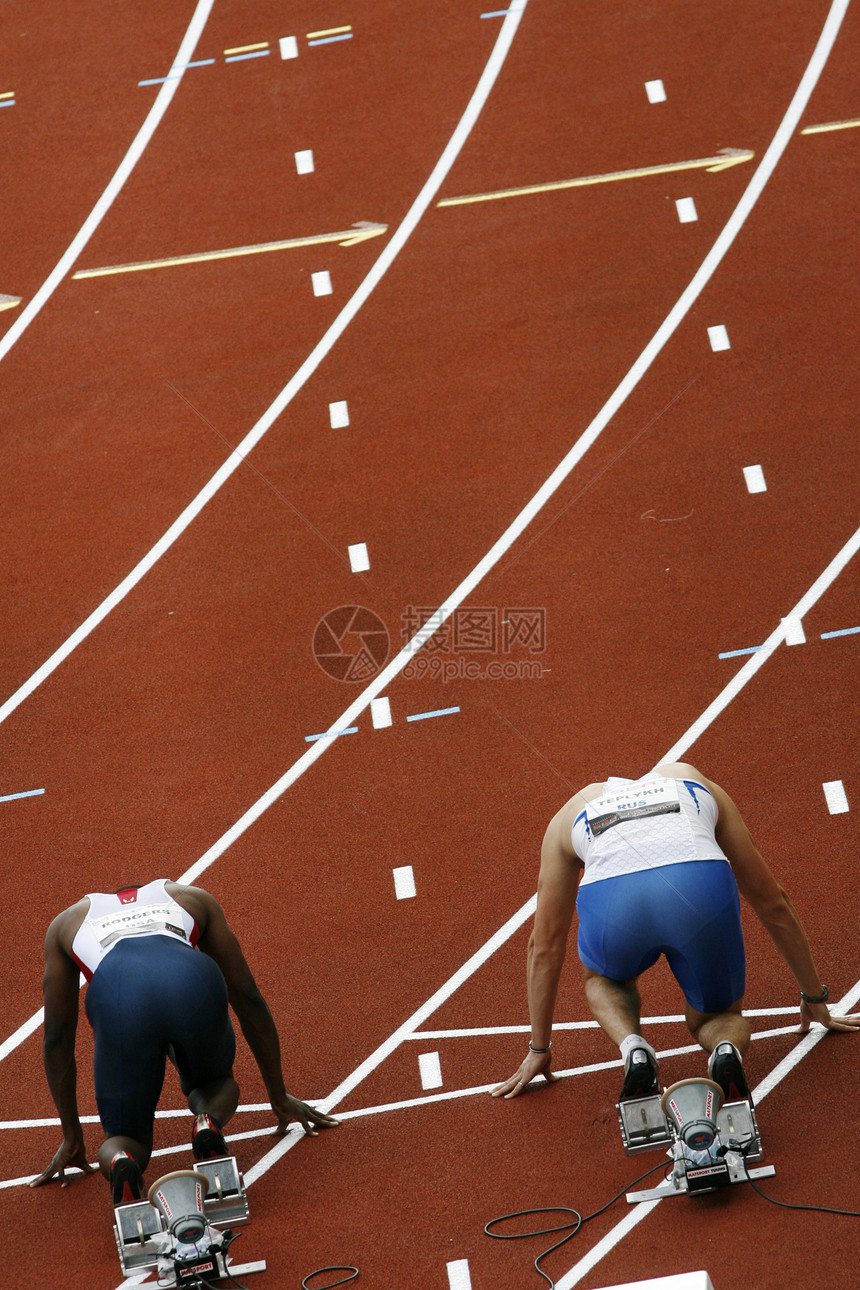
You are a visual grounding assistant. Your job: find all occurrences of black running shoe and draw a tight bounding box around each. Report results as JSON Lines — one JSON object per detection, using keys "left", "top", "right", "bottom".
{"left": 191, "top": 1112, "right": 228, "bottom": 1160}
{"left": 709, "top": 1042, "right": 753, "bottom": 1105}
{"left": 619, "top": 1047, "right": 660, "bottom": 1101}
{"left": 110, "top": 1151, "right": 144, "bottom": 1205}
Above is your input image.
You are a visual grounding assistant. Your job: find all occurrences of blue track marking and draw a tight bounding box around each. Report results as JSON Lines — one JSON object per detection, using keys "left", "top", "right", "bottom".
{"left": 821, "top": 625, "right": 860, "bottom": 639}
{"left": 305, "top": 727, "right": 359, "bottom": 742}
{"left": 308, "top": 34, "right": 353, "bottom": 46}
{"left": 225, "top": 50, "right": 270, "bottom": 62}
{"left": 0, "top": 788, "right": 45, "bottom": 803}
{"left": 480, "top": 9, "right": 513, "bottom": 16}
{"left": 0, "top": 101, "right": 16, "bottom": 109}
{"left": 718, "top": 646, "right": 763, "bottom": 659}
{"left": 406, "top": 707, "right": 461, "bottom": 722}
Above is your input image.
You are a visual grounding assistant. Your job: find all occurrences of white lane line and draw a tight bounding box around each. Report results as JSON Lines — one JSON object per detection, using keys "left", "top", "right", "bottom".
{"left": 348, "top": 541, "right": 370, "bottom": 572}
{"left": 408, "top": 1008, "right": 799, "bottom": 1038}
{"left": 0, "top": 788, "right": 45, "bottom": 803}
{"left": 311, "top": 269, "right": 333, "bottom": 296}
{"left": 675, "top": 197, "right": 698, "bottom": 223}
{"left": 295, "top": 149, "right": 315, "bottom": 174}
{"left": 0, "top": 0, "right": 530, "bottom": 732}
{"left": 329, "top": 399, "right": 350, "bottom": 427}
{"left": 418, "top": 1051, "right": 444, "bottom": 1090}
{"left": 707, "top": 323, "right": 731, "bottom": 351}
{"left": 645, "top": 79, "right": 667, "bottom": 103}
{"left": 370, "top": 696, "right": 392, "bottom": 728}
{"left": 823, "top": 779, "right": 849, "bottom": 813}
{"left": 556, "top": 982, "right": 860, "bottom": 1289}
{"left": 0, "top": 0, "right": 216, "bottom": 366}
{"left": 393, "top": 865, "right": 417, "bottom": 900}
{"left": 743, "top": 463, "right": 767, "bottom": 493}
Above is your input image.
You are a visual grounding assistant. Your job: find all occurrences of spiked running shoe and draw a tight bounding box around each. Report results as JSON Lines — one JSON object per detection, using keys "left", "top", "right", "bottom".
{"left": 709, "top": 1042, "right": 753, "bottom": 1105}
{"left": 110, "top": 1151, "right": 144, "bottom": 1205}
{"left": 192, "top": 1112, "right": 228, "bottom": 1160}
{"left": 619, "top": 1046, "right": 660, "bottom": 1101}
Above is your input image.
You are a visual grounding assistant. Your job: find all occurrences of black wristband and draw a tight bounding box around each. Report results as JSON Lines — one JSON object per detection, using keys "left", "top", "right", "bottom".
{"left": 528, "top": 1040, "right": 552, "bottom": 1054}
{"left": 800, "top": 985, "right": 829, "bottom": 1004}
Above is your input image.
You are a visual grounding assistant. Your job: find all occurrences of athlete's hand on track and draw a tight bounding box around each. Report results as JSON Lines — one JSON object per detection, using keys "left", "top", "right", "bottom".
{"left": 800, "top": 1000, "right": 860, "bottom": 1034}
{"left": 274, "top": 1093, "right": 339, "bottom": 1137}
{"left": 491, "top": 1047, "right": 557, "bottom": 1099}
{"left": 29, "top": 1136, "right": 96, "bottom": 1189}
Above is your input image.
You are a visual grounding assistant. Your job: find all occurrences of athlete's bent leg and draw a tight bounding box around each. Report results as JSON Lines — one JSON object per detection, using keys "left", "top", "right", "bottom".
{"left": 98, "top": 1130, "right": 152, "bottom": 1179}
{"left": 188, "top": 1073, "right": 240, "bottom": 1127}
{"left": 685, "top": 997, "right": 750, "bottom": 1056}
{"left": 582, "top": 968, "right": 643, "bottom": 1045}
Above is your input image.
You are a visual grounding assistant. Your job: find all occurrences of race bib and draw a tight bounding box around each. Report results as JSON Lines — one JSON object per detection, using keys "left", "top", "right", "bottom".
{"left": 91, "top": 903, "right": 188, "bottom": 948}
{"left": 585, "top": 778, "right": 681, "bottom": 837}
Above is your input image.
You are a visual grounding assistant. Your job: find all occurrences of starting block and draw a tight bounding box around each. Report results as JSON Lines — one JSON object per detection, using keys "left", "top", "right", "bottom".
{"left": 617, "top": 1079, "right": 775, "bottom": 1203}
{"left": 114, "top": 1156, "right": 265, "bottom": 1285}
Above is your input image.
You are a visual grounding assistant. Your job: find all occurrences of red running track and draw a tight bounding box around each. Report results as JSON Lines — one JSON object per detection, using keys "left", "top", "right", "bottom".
{"left": 1, "top": 0, "right": 859, "bottom": 1286}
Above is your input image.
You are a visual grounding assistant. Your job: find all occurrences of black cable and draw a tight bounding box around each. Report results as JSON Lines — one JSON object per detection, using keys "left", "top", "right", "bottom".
{"left": 301, "top": 1268, "right": 359, "bottom": 1289}
{"left": 741, "top": 1151, "right": 860, "bottom": 1217}
{"left": 485, "top": 1158, "right": 670, "bottom": 1289}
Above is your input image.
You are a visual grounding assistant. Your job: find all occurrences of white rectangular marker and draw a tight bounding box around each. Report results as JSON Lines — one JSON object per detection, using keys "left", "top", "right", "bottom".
{"left": 676, "top": 197, "right": 698, "bottom": 223}
{"left": 781, "top": 615, "right": 806, "bottom": 645}
{"left": 370, "top": 697, "right": 392, "bottom": 728}
{"left": 447, "top": 1260, "right": 473, "bottom": 1290}
{"left": 743, "top": 464, "right": 767, "bottom": 493}
{"left": 279, "top": 36, "right": 298, "bottom": 59}
{"left": 348, "top": 542, "right": 370, "bottom": 573}
{"left": 590, "top": 1272, "right": 714, "bottom": 1290}
{"left": 708, "top": 324, "right": 731, "bottom": 351}
{"left": 312, "top": 270, "right": 332, "bottom": 296}
{"left": 295, "top": 149, "right": 314, "bottom": 174}
{"left": 418, "top": 1051, "right": 443, "bottom": 1090}
{"left": 329, "top": 400, "right": 349, "bottom": 428}
{"left": 645, "top": 79, "right": 667, "bottom": 103}
{"left": 823, "top": 780, "right": 849, "bottom": 814}
{"left": 393, "top": 866, "right": 416, "bottom": 900}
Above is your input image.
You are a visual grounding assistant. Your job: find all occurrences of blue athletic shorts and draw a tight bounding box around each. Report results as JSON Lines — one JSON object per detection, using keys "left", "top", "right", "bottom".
{"left": 85, "top": 935, "right": 236, "bottom": 1140}
{"left": 576, "top": 860, "right": 746, "bottom": 1014}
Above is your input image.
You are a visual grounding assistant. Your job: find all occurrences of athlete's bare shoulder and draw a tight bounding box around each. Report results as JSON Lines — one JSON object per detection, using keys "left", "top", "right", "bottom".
{"left": 47, "top": 898, "right": 90, "bottom": 955}
{"left": 166, "top": 881, "right": 220, "bottom": 932}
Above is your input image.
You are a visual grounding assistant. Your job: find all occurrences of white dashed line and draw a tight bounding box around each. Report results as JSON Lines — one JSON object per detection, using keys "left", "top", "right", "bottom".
{"left": 675, "top": 196, "right": 698, "bottom": 223}
{"left": 823, "top": 780, "right": 849, "bottom": 814}
{"left": 370, "top": 696, "right": 392, "bottom": 728}
{"left": 279, "top": 36, "right": 299, "bottom": 59}
{"left": 780, "top": 614, "right": 806, "bottom": 645}
{"left": 743, "top": 464, "right": 767, "bottom": 493}
{"left": 418, "top": 1051, "right": 443, "bottom": 1090}
{"left": 393, "top": 866, "right": 417, "bottom": 900}
{"left": 707, "top": 323, "right": 731, "bottom": 351}
{"left": 329, "top": 400, "right": 350, "bottom": 428}
{"left": 348, "top": 542, "right": 370, "bottom": 572}
{"left": 447, "top": 1260, "right": 473, "bottom": 1290}
{"left": 295, "top": 149, "right": 314, "bottom": 174}
{"left": 311, "top": 270, "right": 332, "bottom": 296}
{"left": 645, "top": 78, "right": 667, "bottom": 103}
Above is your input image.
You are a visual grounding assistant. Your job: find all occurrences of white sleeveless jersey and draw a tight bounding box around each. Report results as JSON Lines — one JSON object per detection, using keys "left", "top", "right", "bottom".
{"left": 572, "top": 775, "right": 728, "bottom": 886}
{"left": 70, "top": 879, "right": 199, "bottom": 980}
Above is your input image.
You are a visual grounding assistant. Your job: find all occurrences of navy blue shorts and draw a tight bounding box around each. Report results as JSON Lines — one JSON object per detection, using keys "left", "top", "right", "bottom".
{"left": 85, "top": 936, "right": 236, "bottom": 1140}
{"left": 576, "top": 860, "right": 746, "bottom": 1014}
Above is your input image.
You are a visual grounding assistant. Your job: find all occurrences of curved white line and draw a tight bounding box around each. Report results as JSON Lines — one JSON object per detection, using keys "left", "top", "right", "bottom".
{"left": 0, "top": 3, "right": 528, "bottom": 729}
{"left": 0, "top": 0, "right": 215, "bottom": 364}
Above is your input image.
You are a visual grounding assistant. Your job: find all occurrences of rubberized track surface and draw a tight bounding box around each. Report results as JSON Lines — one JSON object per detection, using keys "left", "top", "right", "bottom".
{"left": 2, "top": 1, "right": 859, "bottom": 1286}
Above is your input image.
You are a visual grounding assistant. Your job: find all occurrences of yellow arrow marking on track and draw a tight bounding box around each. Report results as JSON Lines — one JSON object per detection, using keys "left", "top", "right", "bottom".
{"left": 72, "top": 222, "right": 388, "bottom": 280}
{"left": 0, "top": 294, "right": 22, "bottom": 312}
{"left": 437, "top": 148, "right": 755, "bottom": 208}
{"left": 802, "top": 115, "right": 860, "bottom": 134}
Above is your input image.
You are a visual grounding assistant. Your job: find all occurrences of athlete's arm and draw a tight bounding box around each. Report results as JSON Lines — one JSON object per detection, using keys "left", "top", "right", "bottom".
{"left": 172, "top": 884, "right": 337, "bottom": 1134}
{"left": 672, "top": 767, "right": 860, "bottom": 1036}
{"left": 492, "top": 798, "right": 583, "bottom": 1098}
{"left": 30, "top": 912, "right": 96, "bottom": 1188}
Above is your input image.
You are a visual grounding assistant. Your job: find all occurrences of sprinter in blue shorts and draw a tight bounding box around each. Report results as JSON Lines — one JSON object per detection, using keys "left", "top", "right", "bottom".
{"left": 30, "top": 879, "right": 336, "bottom": 1202}
{"left": 493, "top": 762, "right": 859, "bottom": 1104}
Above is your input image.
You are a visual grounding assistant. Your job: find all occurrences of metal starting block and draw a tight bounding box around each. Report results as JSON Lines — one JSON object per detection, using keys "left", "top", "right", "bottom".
{"left": 617, "top": 1080, "right": 776, "bottom": 1203}
{"left": 114, "top": 1156, "right": 265, "bottom": 1285}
